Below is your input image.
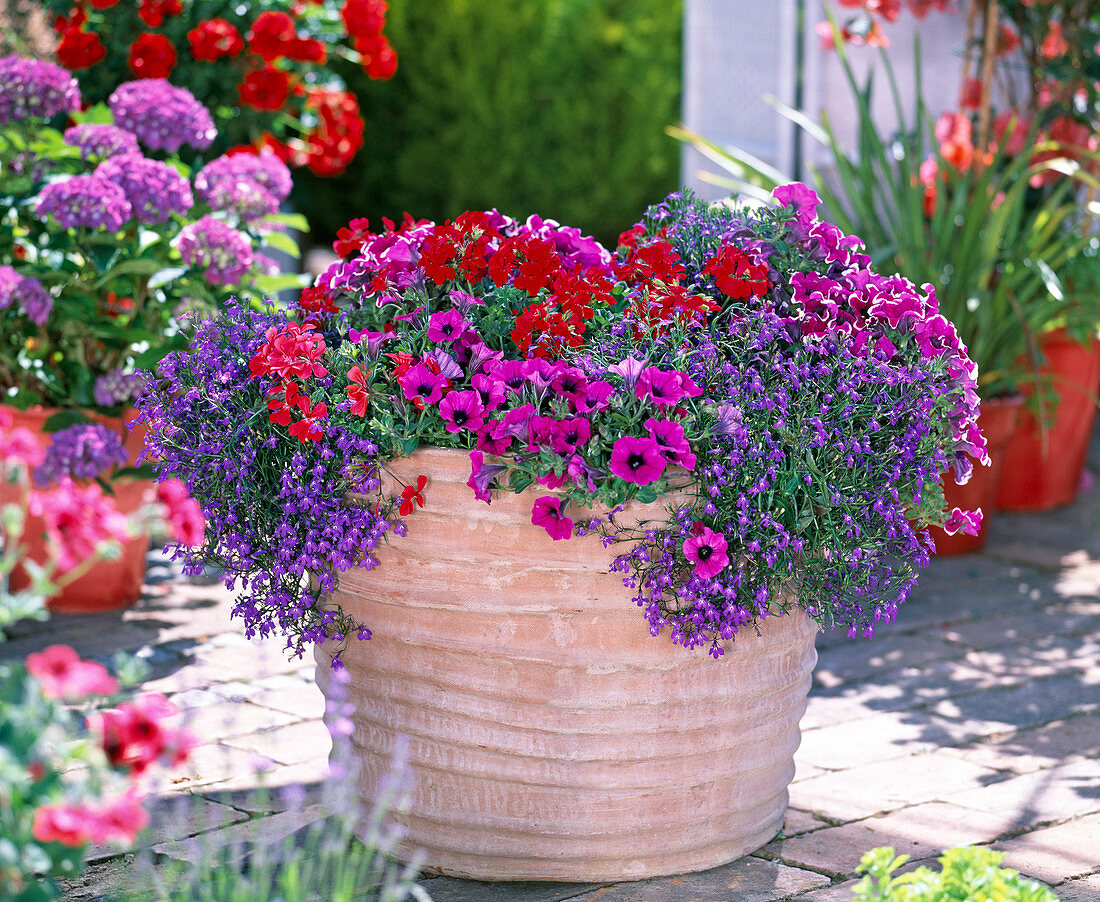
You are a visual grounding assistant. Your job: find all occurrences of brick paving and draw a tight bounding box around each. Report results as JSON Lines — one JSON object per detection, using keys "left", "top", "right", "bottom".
{"left": 3, "top": 440, "right": 1099, "bottom": 901}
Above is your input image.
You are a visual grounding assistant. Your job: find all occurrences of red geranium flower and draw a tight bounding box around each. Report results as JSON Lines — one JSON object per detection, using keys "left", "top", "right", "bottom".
{"left": 341, "top": 0, "right": 388, "bottom": 38}
{"left": 398, "top": 474, "right": 427, "bottom": 516}
{"left": 188, "top": 18, "right": 245, "bottom": 61}
{"left": 128, "top": 32, "right": 177, "bottom": 79}
{"left": 57, "top": 28, "right": 107, "bottom": 71}
{"left": 334, "top": 217, "right": 372, "bottom": 257}
{"left": 239, "top": 67, "right": 291, "bottom": 112}
{"left": 346, "top": 365, "right": 370, "bottom": 417}
{"left": 138, "top": 0, "right": 182, "bottom": 28}
{"left": 355, "top": 33, "right": 398, "bottom": 80}
{"left": 249, "top": 10, "right": 297, "bottom": 61}
{"left": 702, "top": 246, "right": 771, "bottom": 300}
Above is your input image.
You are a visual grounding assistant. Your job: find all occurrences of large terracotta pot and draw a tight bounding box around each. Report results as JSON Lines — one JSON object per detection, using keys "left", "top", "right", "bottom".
{"left": 1, "top": 405, "right": 152, "bottom": 613}
{"left": 996, "top": 329, "right": 1100, "bottom": 511}
{"left": 929, "top": 396, "right": 1022, "bottom": 556}
{"left": 316, "top": 447, "right": 819, "bottom": 883}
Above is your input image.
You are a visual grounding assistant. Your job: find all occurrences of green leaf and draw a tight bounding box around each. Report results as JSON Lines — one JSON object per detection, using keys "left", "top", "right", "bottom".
{"left": 261, "top": 230, "right": 303, "bottom": 258}
{"left": 253, "top": 272, "right": 309, "bottom": 294}
{"left": 42, "top": 410, "right": 89, "bottom": 433}
{"left": 264, "top": 212, "right": 310, "bottom": 232}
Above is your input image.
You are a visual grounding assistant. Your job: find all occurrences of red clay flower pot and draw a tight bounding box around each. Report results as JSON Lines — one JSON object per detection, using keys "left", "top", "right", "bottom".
{"left": 930, "top": 396, "right": 1022, "bottom": 556}
{"left": 316, "top": 448, "right": 819, "bottom": 882}
{"left": 996, "top": 329, "right": 1100, "bottom": 512}
{"left": 1, "top": 405, "right": 152, "bottom": 614}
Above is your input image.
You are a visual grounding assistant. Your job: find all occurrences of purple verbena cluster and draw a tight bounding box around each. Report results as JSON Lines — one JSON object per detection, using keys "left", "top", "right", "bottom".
{"left": 63, "top": 123, "right": 140, "bottom": 161}
{"left": 0, "top": 55, "right": 80, "bottom": 124}
{"left": 194, "top": 153, "right": 293, "bottom": 223}
{"left": 33, "top": 422, "right": 129, "bottom": 487}
{"left": 93, "top": 370, "right": 147, "bottom": 408}
{"left": 35, "top": 174, "right": 131, "bottom": 232}
{"left": 177, "top": 216, "right": 254, "bottom": 285}
{"left": 95, "top": 154, "right": 194, "bottom": 226}
{"left": 108, "top": 80, "right": 216, "bottom": 153}
{"left": 0, "top": 265, "right": 52, "bottom": 325}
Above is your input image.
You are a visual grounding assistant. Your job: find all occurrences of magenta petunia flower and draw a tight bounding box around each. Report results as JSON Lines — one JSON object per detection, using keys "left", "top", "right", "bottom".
{"left": 644, "top": 417, "right": 696, "bottom": 470}
{"left": 682, "top": 526, "right": 729, "bottom": 579}
{"left": 608, "top": 435, "right": 667, "bottom": 485}
{"left": 466, "top": 450, "right": 506, "bottom": 503}
{"left": 942, "top": 507, "right": 982, "bottom": 536}
{"left": 475, "top": 421, "right": 512, "bottom": 456}
{"left": 609, "top": 356, "right": 646, "bottom": 390}
{"left": 427, "top": 309, "right": 471, "bottom": 343}
{"left": 471, "top": 372, "right": 505, "bottom": 410}
{"left": 492, "top": 360, "right": 527, "bottom": 393}
{"left": 439, "top": 390, "right": 484, "bottom": 433}
{"left": 575, "top": 380, "right": 615, "bottom": 413}
{"left": 531, "top": 495, "right": 573, "bottom": 541}
{"left": 551, "top": 417, "right": 591, "bottom": 454}
{"left": 550, "top": 366, "right": 588, "bottom": 405}
{"left": 400, "top": 363, "right": 448, "bottom": 408}
{"left": 636, "top": 366, "right": 701, "bottom": 407}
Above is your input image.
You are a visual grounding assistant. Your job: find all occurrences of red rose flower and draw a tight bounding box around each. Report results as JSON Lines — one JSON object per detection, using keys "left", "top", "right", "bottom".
{"left": 249, "top": 10, "right": 296, "bottom": 62}
{"left": 57, "top": 28, "right": 107, "bottom": 70}
{"left": 128, "top": 32, "right": 178, "bottom": 79}
{"left": 188, "top": 18, "right": 244, "bottom": 60}
{"left": 138, "top": 0, "right": 182, "bottom": 28}
{"left": 239, "top": 67, "right": 291, "bottom": 112}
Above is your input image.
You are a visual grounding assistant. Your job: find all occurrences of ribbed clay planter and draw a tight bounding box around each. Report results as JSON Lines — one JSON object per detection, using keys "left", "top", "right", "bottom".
{"left": 316, "top": 447, "right": 819, "bottom": 883}
{"left": 930, "top": 396, "right": 1022, "bottom": 556}
{"left": 1, "top": 405, "right": 152, "bottom": 613}
{"left": 996, "top": 329, "right": 1100, "bottom": 512}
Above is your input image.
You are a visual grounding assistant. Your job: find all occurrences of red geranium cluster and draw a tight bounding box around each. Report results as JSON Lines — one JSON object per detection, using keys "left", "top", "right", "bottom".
{"left": 249, "top": 321, "right": 330, "bottom": 443}
{"left": 88, "top": 693, "right": 196, "bottom": 776}
{"left": 420, "top": 212, "right": 505, "bottom": 286}
{"left": 47, "top": 0, "right": 397, "bottom": 176}
{"left": 511, "top": 268, "right": 616, "bottom": 357}
{"left": 702, "top": 245, "right": 771, "bottom": 299}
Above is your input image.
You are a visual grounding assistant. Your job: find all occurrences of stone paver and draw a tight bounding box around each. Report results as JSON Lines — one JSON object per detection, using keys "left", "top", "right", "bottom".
{"left": 6, "top": 432, "right": 1096, "bottom": 900}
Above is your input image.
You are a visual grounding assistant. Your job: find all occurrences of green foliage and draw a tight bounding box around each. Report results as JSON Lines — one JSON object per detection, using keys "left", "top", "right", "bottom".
{"left": 293, "top": 0, "right": 682, "bottom": 248}
{"left": 852, "top": 846, "right": 1060, "bottom": 901}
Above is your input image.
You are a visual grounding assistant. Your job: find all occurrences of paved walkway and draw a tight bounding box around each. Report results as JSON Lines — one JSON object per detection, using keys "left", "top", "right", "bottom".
{"left": 4, "top": 440, "right": 1099, "bottom": 901}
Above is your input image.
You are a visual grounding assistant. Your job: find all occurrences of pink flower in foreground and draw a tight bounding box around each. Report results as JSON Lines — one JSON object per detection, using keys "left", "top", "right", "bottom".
{"left": 26, "top": 644, "right": 119, "bottom": 699}
{"left": 608, "top": 435, "right": 667, "bottom": 486}
{"left": 531, "top": 495, "right": 573, "bottom": 541}
{"left": 0, "top": 409, "right": 45, "bottom": 469}
{"left": 89, "top": 693, "right": 196, "bottom": 776}
{"left": 32, "top": 804, "right": 96, "bottom": 848}
{"left": 943, "top": 507, "right": 982, "bottom": 537}
{"left": 90, "top": 790, "right": 149, "bottom": 844}
{"left": 683, "top": 526, "right": 730, "bottom": 579}
{"left": 26, "top": 480, "right": 129, "bottom": 573}
{"left": 155, "top": 478, "right": 205, "bottom": 547}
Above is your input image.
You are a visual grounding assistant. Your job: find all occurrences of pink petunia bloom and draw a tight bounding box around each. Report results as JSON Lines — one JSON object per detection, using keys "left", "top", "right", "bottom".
{"left": 466, "top": 450, "right": 506, "bottom": 504}
{"left": 943, "top": 507, "right": 982, "bottom": 537}
{"left": 399, "top": 362, "right": 449, "bottom": 408}
{"left": 439, "top": 390, "right": 485, "bottom": 433}
{"left": 531, "top": 495, "right": 573, "bottom": 541}
{"left": 32, "top": 804, "right": 97, "bottom": 848}
{"left": 644, "top": 418, "right": 696, "bottom": 470}
{"left": 0, "top": 413, "right": 45, "bottom": 469}
{"left": 635, "top": 366, "right": 690, "bottom": 407}
{"left": 26, "top": 480, "right": 130, "bottom": 574}
{"left": 550, "top": 366, "right": 588, "bottom": 406}
{"left": 682, "top": 526, "right": 730, "bottom": 579}
{"left": 471, "top": 372, "right": 505, "bottom": 410}
{"left": 551, "top": 417, "right": 591, "bottom": 454}
{"left": 608, "top": 435, "right": 667, "bottom": 486}
{"left": 88, "top": 790, "right": 149, "bottom": 844}
{"left": 88, "top": 693, "right": 195, "bottom": 776}
{"left": 475, "top": 421, "right": 512, "bottom": 456}
{"left": 155, "top": 478, "right": 205, "bottom": 547}
{"left": 575, "top": 380, "right": 615, "bottom": 413}
{"left": 426, "top": 308, "right": 471, "bottom": 343}
{"left": 26, "top": 644, "right": 119, "bottom": 699}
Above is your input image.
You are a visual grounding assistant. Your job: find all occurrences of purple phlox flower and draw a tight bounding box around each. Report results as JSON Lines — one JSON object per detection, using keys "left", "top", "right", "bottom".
{"left": 608, "top": 435, "right": 667, "bottom": 486}
{"left": 0, "top": 265, "right": 52, "bottom": 325}
{"left": 531, "top": 495, "right": 574, "bottom": 541}
{"left": 645, "top": 417, "right": 696, "bottom": 470}
{"left": 96, "top": 154, "right": 194, "bottom": 225}
{"left": 439, "top": 390, "right": 484, "bottom": 433}
{"left": 575, "top": 380, "right": 614, "bottom": 413}
{"left": 609, "top": 356, "right": 646, "bottom": 391}
{"left": 466, "top": 449, "right": 506, "bottom": 504}
{"left": 94, "top": 369, "right": 147, "bottom": 407}
{"left": 0, "top": 56, "right": 80, "bottom": 124}
{"left": 942, "top": 507, "right": 982, "bottom": 537}
{"left": 428, "top": 349, "right": 463, "bottom": 381}
{"left": 63, "top": 123, "right": 139, "bottom": 160}
{"left": 108, "top": 80, "right": 216, "bottom": 153}
{"left": 177, "top": 216, "right": 253, "bottom": 286}
{"left": 551, "top": 417, "right": 591, "bottom": 454}
{"left": 34, "top": 422, "right": 128, "bottom": 487}
{"left": 471, "top": 372, "right": 505, "bottom": 410}
{"left": 426, "top": 309, "right": 471, "bottom": 343}
{"left": 36, "top": 175, "right": 132, "bottom": 232}
{"left": 399, "top": 363, "right": 448, "bottom": 407}
{"left": 682, "top": 525, "right": 730, "bottom": 579}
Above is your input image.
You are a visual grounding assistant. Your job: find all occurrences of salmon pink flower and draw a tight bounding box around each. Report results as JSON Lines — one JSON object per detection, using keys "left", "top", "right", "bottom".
{"left": 155, "top": 479, "right": 205, "bottom": 547}
{"left": 683, "top": 526, "right": 729, "bottom": 579}
{"left": 26, "top": 645, "right": 119, "bottom": 699}
{"left": 608, "top": 435, "right": 667, "bottom": 485}
{"left": 27, "top": 481, "right": 129, "bottom": 574}
{"left": 32, "top": 804, "right": 96, "bottom": 848}
{"left": 531, "top": 495, "right": 573, "bottom": 541}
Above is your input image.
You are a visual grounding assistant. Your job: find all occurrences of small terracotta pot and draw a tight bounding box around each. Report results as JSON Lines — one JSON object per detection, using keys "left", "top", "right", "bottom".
{"left": 996, "top": 329, "right": 1100, "bottom": 511}
{"left": 930, "top": 396, "right": 1022, "bottom": 556}
{"left": 316, "top": 447, "right": 819, "bottom": 882}
{"left": 1, "top": 405, "right": 152, "bottom": 613}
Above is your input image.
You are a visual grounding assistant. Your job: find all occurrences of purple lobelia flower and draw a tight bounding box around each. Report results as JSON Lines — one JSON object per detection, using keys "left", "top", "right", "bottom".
{"left": 0, "top": 55, "right": 80, "bottom": 124}
{"left": 63, "top": 124, "right": 140, "bottom": 161}
{"left": 94, "top": 370, "right": 147, "bottom": 407}
{"left": 108, "top": 80, "right": 216, "bottom": 153}
{"left": 96, "top": 154, "right": 194, "bottom": 225}
{"left": 35, "top": 175, "right": 131, "bottom": 232}
{"left": 34, "top": 422, "right": 129, "bottom": 487}
{"left": 177, "top": 216, "right": 254, "bottom": 286}
{"left": 0, "top": 265, "right": 52, "bottom": 325}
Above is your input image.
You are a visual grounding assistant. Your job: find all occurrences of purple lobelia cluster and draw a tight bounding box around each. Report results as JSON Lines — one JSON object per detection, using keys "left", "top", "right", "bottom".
{"left": 34, "top": 422, "right": 129, "bottom": 487}
{"left": 140, "top": 186, "right": 982, "bottom": 663}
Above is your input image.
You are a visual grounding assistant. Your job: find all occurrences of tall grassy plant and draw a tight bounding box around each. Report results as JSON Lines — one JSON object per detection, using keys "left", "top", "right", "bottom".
{"left": 675, "top": 33, "right": 1092, "bottom": 398}
{"left": 293, "top": 0, "right": 681, "bottom": 248}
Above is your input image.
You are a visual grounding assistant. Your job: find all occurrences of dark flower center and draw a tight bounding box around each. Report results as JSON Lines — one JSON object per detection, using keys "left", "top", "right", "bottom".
{"left": 627, "top": 452, "right": 646, "bottom": 471}
{"left": 697, "top": 544, "right": 713, "bottom": 561}
{"left": 452, "top": 410, "right": 468, "bottom": 425}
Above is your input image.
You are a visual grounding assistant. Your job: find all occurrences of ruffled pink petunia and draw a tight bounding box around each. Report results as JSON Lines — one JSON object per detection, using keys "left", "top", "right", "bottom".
{"left": 26, "top": 644, "right": 119, "bottom": 699}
